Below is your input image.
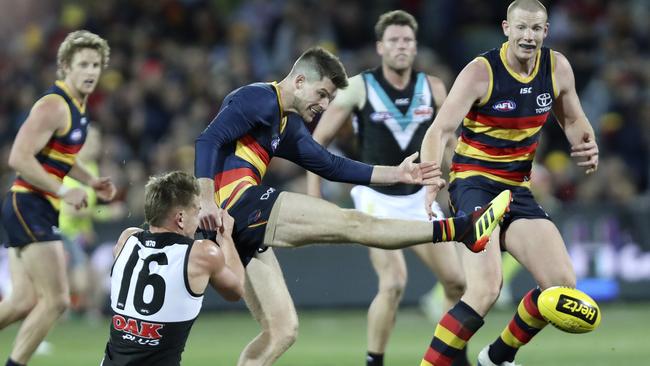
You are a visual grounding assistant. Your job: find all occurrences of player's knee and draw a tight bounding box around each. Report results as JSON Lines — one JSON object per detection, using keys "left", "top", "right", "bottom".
{"left": 273, "top": 319, "right": 298, "bottom": 351}
{"left": 13, "top": 297, "right": 37, "bottom": 319}
{"left": 47, "top": 293, "right": 71, "bottom": 315}
{"left": 378, "top": 281, "right": 406, "bottom": 303}
{"left": 439, "top": 277, "right": 466, "bottom": 300}
{"left": 468, "top": 280, "right": 501, "bottom": 308}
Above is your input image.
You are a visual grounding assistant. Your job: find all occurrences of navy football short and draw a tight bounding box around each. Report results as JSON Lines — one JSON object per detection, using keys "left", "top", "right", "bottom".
{"left": 1, "top": 192, "right": 62, "bottom": 247}
{"left": 448, "top": 176, "right": 551, "bottom": 233}
{"left": 226, "top": 185, "right": 280, "bottom": 266}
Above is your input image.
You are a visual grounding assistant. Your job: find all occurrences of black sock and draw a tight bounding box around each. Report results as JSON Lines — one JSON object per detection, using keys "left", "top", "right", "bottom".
{"left": 450, "top": 345, "right": 470, "bottom": 366}
{"left": 366, "top": 352, "right": 383, "bottom": 366}
{"left": 6, "top": 358, "right": 25, "bottom": 366}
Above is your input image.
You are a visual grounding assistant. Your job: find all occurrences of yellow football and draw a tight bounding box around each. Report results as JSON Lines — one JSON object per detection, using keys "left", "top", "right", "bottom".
{"left": 537, "top": 286, "right": 601, "bottom": 334}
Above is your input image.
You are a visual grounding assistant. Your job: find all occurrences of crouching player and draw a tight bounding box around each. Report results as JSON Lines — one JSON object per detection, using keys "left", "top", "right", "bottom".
{"left": 101, "top": 171, "right": 245, "bottom": 366}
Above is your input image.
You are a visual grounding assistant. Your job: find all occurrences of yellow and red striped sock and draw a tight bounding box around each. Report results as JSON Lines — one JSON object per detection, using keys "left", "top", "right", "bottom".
{"left": 488, "top": 288, "right": 548, "bottom": 363}
{"left": 421, "top": 301, "right": 483, "bottom": 366}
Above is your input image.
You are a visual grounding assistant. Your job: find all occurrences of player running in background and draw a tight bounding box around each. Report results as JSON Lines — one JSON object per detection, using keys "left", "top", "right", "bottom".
{"left": 194, "top": 46, "right": 511, "bottom": 366}
{"left": 0, "top": 30, "right": 115, "bottom": 366}
{"left": 418, "top": 1, "right": 599, "bottom": 365}
{"left": 101, "top": 171, "right": 245, "bottom": 366}
{"left": 307, "top": 11, "right": 468, "bottom": 366}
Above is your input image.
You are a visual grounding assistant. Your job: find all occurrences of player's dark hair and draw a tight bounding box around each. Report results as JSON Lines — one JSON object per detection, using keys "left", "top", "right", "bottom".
{"left": 144, "top": 171, "right": 199, "bottom": 227}
{"left": 375, "top": 10, "right": 418, "bottom": 41}
{"left": 293, "top": 47, "right": 348, "bottom": 89}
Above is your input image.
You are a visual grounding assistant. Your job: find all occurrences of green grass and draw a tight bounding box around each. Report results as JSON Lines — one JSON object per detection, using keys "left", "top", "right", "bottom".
{"left": 1, "top": 303, "right": 648, "bottom": 365}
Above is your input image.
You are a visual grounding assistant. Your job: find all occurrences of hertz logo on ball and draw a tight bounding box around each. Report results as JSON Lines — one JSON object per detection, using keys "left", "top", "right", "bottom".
{"left": 555, "top": 294, "right": 599, "bottom": 325}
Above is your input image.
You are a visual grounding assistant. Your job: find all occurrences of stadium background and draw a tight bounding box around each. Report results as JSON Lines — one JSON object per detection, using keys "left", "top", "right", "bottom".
{"left": 0, "top": 0, "right": 649, "bottom": 364}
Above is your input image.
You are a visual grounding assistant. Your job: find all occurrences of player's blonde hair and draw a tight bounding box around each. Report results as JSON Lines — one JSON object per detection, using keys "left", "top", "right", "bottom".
{"left": 375, "top": 10, "right": 418, "bottom": 41}
{"left": 144, "top": 171, "right": 199, "bottom": 227}
{"left": 56, "top": 30, "right": 110, "bottom": 79}
{"left": 507, "top": 0, "right": 547, "bottom": 20}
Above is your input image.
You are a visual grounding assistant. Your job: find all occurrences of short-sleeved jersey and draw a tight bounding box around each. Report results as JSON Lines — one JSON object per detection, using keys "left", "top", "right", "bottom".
{"left": 451, "top": 42, "right": 558, "bottom": 187}
{"left": 354, "top": 68, "right": 436, "bottom": 195}
{"left": 10, "top": 80, "right": 90, "bottom": 209}
{"left": 195, "top": 82, "right": 374, "bottom": 210}
{"left": 104, "top": 231, "right": 203, "bottom": 366}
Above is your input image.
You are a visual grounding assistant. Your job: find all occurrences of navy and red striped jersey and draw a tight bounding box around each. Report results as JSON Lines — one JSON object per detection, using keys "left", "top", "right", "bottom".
{"left": 195, "top": 82, "right": 373, "bottom": 209}
{"left": 451, "top": 42, "right": 558, "bottom": 187}
{"left": 11, "top": 80, "right": 90, "bottom": 209}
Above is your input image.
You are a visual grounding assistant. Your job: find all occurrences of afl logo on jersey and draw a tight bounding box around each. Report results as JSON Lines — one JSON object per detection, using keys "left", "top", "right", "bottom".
{"left": 70, "top": 128, "right": 84, "bottom": 142}
{"left": 492, "top": 100, "right": 517, "bottom": 112}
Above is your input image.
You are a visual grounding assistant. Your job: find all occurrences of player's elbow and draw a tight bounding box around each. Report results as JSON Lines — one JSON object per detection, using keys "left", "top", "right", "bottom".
{"left": 7, "top": 149, "right": 24, "bottom": 171}
{"left": 221, "top": 285, "right": 244, "bottom": 302}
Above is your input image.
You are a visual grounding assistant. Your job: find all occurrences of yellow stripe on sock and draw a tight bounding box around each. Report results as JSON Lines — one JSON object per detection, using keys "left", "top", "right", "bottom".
{"left": 501, "top": 328, "right": 525, "bottom": 348}
{"left": 518, "top": 301, "right": 547, "bottom": 329}
{"left": 434, "top": 324, "right": 467, "bottom": 350}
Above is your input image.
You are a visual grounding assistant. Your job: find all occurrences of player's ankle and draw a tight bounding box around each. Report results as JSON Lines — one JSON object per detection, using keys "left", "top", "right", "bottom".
{"left": 366, "top": 352, "right": 384, "bottom": 366}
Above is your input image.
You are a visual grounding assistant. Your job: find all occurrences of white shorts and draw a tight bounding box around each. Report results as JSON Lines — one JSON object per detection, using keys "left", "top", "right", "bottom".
{"left": 350, "top": 185, "right": 444, "bottom": 221}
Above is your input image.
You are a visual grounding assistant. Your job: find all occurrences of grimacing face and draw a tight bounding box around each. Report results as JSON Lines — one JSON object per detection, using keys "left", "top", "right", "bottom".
{"left": 64, "top": 48, "right": 103, "bottom": 97}
{"left": 293, "top": 75, "right": 337, "bottom": 123}
{"left": 503, "top": 8, "right": 548, "bottom": 62}
{"left": 377, "top": 24, "right": 417, "bottom": 72}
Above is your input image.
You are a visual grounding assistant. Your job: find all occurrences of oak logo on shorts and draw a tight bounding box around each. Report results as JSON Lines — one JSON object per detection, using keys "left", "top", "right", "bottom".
{"left": 112, "top": 315, "right": 164, "bottom": 339}
{"left": 492, "top": 100, "right": 517, "bottom": 112}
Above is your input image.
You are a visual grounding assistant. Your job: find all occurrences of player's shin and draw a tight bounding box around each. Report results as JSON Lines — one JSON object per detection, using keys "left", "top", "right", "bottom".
{"left": 421, "top": 301, "right": 484, "bottom": 366}
{"left": 487, "top": 288, "right": 547, "bottom": 364}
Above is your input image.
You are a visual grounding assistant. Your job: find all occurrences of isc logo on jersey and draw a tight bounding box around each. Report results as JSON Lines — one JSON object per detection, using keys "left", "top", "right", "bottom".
{"left": 492, "top": 100, "right": 516, "bottom": 112}
{"left": 537, "top": 286, "right": 601, "bottom": 334}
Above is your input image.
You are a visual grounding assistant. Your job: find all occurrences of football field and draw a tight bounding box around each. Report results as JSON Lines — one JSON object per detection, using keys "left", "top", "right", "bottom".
{"left": 0, "top": 302, "right": 647, "bottom": 365}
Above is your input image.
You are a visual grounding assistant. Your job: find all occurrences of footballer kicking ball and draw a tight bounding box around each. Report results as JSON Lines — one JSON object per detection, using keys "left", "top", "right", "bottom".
{"left": 537, "top": 286, "right": 601, "bottom": 334}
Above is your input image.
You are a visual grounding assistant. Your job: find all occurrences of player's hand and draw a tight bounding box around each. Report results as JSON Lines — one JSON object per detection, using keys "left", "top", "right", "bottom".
{"left": 62, "top": 187, "right": 88, "bottom": 210}
{"left": 424, "top": 182, "right": 445, "bottom": 220}
{"left": 199, "top": 198, "right": 223, "bottom": 232}
{"left": 397, "top": 152, "right": 443, "bottom": 185}
{"left": 220, "top": 210, "right": 235, "bottom": 237}
{"left": 571, "top": 133, "right": 599, "bottom": 174}
{"left": 91, "top": 177, "right": 116, "bottom": 201}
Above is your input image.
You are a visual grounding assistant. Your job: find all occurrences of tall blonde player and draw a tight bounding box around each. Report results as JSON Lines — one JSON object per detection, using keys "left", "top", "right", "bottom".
{"left": 0, "top": 31, "right": 115, "bottom": 366}
{"left": 419, "top": 1, "right": 598, "bottom": 365}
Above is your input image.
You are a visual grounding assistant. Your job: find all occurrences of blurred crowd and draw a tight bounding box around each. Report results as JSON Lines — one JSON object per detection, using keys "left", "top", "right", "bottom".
{"left": 1, "top": 0, "right": 649, "bottom": 222}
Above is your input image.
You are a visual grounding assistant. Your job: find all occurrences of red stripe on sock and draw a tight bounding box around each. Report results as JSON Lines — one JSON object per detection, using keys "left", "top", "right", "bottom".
{"left": 523, "top": 291, "right": 543, "bottom": 320}
{"left": 439, "top": 313, "right": 473, "bottom": 341}
{"left": 424, "top": 347, "right": 453, "bottom": 366}
{"left": 508, "top": 320, "right": 533, "bottom": 343}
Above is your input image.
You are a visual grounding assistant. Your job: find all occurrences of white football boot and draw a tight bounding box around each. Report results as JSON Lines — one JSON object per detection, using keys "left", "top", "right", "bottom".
{"left": 477, "top": 345, "right": 521, "bottom": 366}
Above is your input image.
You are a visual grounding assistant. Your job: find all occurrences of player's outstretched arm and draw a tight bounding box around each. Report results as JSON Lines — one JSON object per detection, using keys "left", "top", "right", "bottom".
{"left": 68, "top": 163, "right": 116, "bottom": 201}
{"left": 551, "top": 51, "right": 599, "bottom": 174}
{"left": 420, "top": 59, "right": 490, "bottom": 218}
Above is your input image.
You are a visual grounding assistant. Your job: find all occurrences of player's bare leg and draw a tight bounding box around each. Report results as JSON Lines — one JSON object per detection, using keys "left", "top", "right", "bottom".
{"left": 238, "top": 249, "right": 298, "bottom": 366}
{"left": 479, "top": 220, "right": 577, "bottom": 365}
{"left": 367, "top": 248, "right": 408, "bottom": 355}
{"left": 0, "top": 248, "right": 37, "bottom": 329}
{"left": 411, "top": 243, "right": 465, "bottom": 312}
{"left": 9, "top": 241, "right": 70, "bottom": 364}
{"left": 504, "top": 219, "right": 576, "bottom": 289}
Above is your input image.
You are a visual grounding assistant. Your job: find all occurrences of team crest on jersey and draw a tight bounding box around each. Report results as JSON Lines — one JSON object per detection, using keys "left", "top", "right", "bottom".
{"left": 81, "top": 117, "right": 88, "bottom": 125}
{"left": 492, "top": 100, "right": 517, "bottom": 112}
{"left": 70, "top": 128, "right": 84, "bottom": 142}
